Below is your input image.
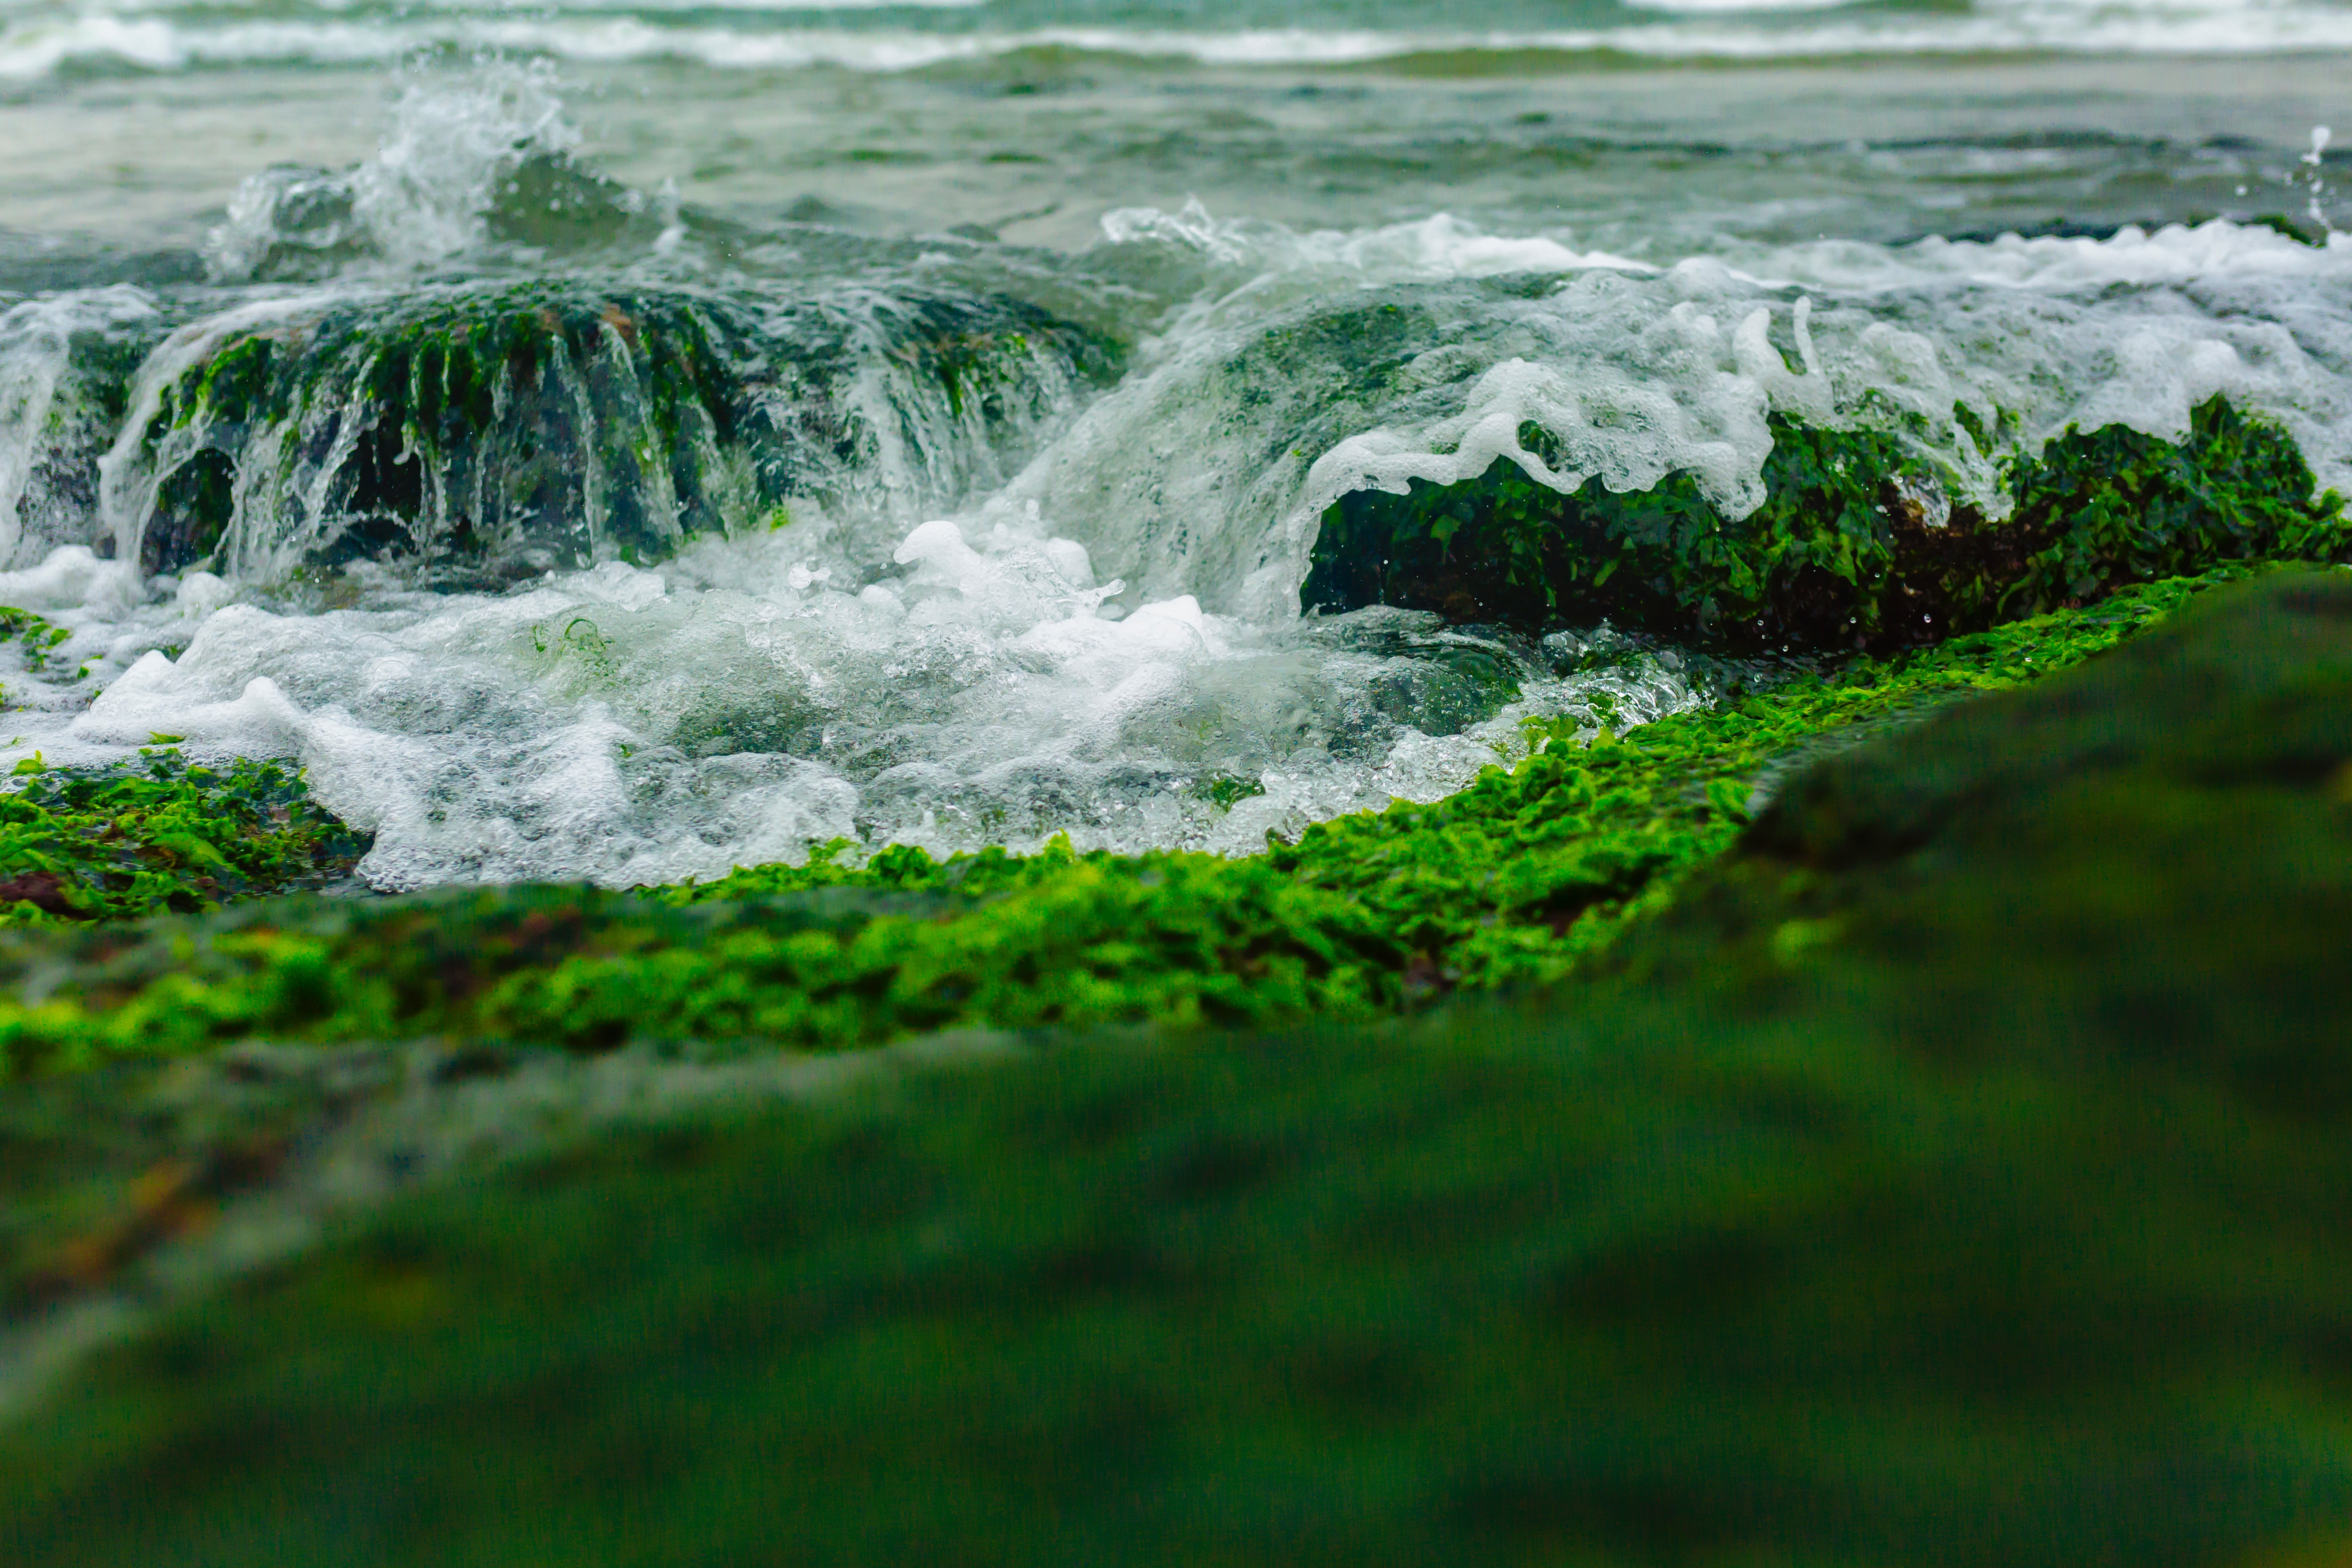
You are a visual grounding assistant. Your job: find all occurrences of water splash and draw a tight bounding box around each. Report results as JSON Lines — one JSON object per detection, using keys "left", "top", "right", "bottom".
{"left": 0, "top": 289, "right": 162, "bottom": 569}
{"left": 2302, "top": 125, "right": 2337, "bottom": 238}
{"left": 206, "top": 59, "right": 584, "bottom": 282}
{"left": 24, "top": 519, "right": 1699, "bottom": 888}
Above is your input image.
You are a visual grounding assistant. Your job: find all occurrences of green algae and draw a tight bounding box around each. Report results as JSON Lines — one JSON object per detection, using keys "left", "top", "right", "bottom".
{"left": 0, "top": 748, "right": 369, "bottom": 929}
{"left": 128, "top": 282, "right": 1123, "bottom": 581}
{"left": 0, "top": 565, "right": 2274, "bottom": 1077}
{"left": 135, "top": 286, "right": 763, "bottom": 577}
{"left": 0, "top": 607, "right": 76, "bottom": 679}
{"left": 1304, "top": 394, "right": 2348, "bottom": 654}
{"left": 8, "top": 571, "right": 2352, "bottom": 1563}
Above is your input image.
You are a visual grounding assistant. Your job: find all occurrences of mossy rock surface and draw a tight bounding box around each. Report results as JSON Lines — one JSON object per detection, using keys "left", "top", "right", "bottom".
{"left": 1608, "top": 568, "right": 2352, "bottom": 1106}
{"left": 129, "top": 280, "right": 1121, "bottom": 581}
{"left": 1, "top": 572, "right": 2349, "bottom": 1564}
{"left": 1306, "top": 396, "right": 2348, "bottom": 654}
{"left": 0, "top": 746, "right": 368, "bottom": 926}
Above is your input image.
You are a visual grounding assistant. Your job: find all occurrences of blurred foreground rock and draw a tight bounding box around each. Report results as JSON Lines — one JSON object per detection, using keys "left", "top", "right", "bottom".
{"left": 2, "top": 571, "right": 2349, "bottom": 1565}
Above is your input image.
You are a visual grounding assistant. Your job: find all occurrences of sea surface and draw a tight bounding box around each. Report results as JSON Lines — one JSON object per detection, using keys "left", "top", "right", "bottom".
{"left": 0, "top": 0, "right": 2347, "bottom": 886}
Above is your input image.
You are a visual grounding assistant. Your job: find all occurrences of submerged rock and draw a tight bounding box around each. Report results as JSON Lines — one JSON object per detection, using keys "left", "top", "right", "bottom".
{"left": 105, "top": 281, "right": 1120, "bottom": 584}
{"left": 0, "top": 574, "right": 2348, "bottom": 1561}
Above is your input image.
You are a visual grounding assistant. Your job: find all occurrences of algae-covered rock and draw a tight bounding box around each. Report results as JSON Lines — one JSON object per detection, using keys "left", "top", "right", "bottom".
{"left": 117, "top": 282, "right": 1120, "bottom": 582}
{"left": 1305, "top": 397, "right": 2348, "bottom": 654}
{"left": 1610, "top": 566, "right": 2352, "bottom": 1108}
{"left": 0, "top": 746, "right": 369, "bottom": 925}
{"left": 0, "top": 572, "right": 2348, "bottom": 1564}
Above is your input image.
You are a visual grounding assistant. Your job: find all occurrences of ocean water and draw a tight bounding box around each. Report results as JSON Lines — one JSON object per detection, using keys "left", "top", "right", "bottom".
{"left": 0, "top": 1, "right": 2346, "bottom": 886}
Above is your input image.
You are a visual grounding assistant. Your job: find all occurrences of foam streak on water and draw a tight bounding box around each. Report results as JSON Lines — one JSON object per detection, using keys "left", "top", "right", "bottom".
{"left": 15, "top": 3, "right": 2352, "bottom": 82}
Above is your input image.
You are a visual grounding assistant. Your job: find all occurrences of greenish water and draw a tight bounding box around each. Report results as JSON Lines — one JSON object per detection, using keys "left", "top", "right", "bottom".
{"left": 0, "top": 2, "right": 2347, "bottom": 887}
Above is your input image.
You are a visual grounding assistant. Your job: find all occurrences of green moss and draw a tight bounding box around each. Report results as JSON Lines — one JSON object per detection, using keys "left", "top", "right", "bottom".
{"left": 1305, "top": 395, "right": 2348, "bottom": 654}
{"left": 2006, "top": 393, "right": 2346, "bottom": 607}
{"left": 932, "top": 327, "right": 1037, "bottom": 419}
{"left": 131, "top": 283, "right": 1124, "bottom": 580}
{"left": 1605, "top": 564, "right": 2352, "bottom": 1041}
{"left": 11, "top": 564, "right": 2352, "bottom": 1564}
{"left": 1195, "top": 772, "right": 1269, "bottom": 810}
{"left": 0, "top": 607, "right": 76, "bottom": 677}
{"left": 0, "top": 565, "right": 2272, "bottom": 1078}
{"left": 0, "top": 748, "right": 370, "bottom": 929}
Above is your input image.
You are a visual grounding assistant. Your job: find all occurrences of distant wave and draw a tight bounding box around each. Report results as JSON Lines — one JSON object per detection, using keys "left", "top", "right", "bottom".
{"left": 8, "top": 4, "right": 2352, "bottom": 84}
{"left": 1615, "top": 0, "right": 1868, "bottom": 12}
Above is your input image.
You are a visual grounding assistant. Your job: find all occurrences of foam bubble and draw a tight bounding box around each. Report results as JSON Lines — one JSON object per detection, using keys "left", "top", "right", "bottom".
{"left": 0, "top": 544, "right": 144, "bottom": 617}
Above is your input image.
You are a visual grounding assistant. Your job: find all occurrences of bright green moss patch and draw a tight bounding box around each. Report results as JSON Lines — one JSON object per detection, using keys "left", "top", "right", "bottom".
{"left": 1304, "top": 395, "right": 2348, "bottom": 654}
{"left": 0, "top": 607, "right": 76, "bottom": 679}
{"left": 0, "top": 748, "right": 370, "bottom": 928}
{"left": 0, "top": 566, "right": 2273, "bottom": 1077}
{"left": 0, "top": 868, "right": 1391, "bottom": 1079}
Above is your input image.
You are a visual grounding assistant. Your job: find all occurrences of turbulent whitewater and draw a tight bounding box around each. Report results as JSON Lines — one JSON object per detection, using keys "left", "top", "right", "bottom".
{"left": 1, "top": 19, "right": 2348, "bottom": 888}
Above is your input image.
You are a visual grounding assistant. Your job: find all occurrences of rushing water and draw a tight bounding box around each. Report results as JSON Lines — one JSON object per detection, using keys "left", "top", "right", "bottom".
{"left": 0, "top": 3, "right": 2348, "bottom": 886}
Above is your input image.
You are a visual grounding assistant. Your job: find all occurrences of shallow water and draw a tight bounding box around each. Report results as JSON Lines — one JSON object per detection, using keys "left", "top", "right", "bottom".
{"left": 0, "top": 3, "right": 2346, "bottom": 886}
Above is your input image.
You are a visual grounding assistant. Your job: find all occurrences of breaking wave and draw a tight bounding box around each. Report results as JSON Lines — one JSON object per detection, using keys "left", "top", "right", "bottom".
{"left": 3, "top": 70, "right": 2349, "bottom": 888}
{"left": 11, "top": 0, "right": 2352, "bottom": 85}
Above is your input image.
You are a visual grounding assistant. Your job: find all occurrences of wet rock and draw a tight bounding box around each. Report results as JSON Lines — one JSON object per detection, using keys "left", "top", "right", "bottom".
{"left": 1305, "top": 397, "right": 2348, "bottom": 655}
{"left": 114, "top": 281, "right": 1121, "bottom": 583}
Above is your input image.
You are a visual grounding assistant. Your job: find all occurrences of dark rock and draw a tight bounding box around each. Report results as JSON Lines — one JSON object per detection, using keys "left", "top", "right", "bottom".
{"left": 1304, "top": 398, "right": 2348, "bottom": 655}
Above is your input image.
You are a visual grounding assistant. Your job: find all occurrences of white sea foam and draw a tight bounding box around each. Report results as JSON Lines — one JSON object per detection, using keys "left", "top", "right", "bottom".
{"left": 1014, "top": 206, "right": 2352, "bottom": 622}
{"left": 0, "top": 519, "right": 1684, "bottom": 887}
